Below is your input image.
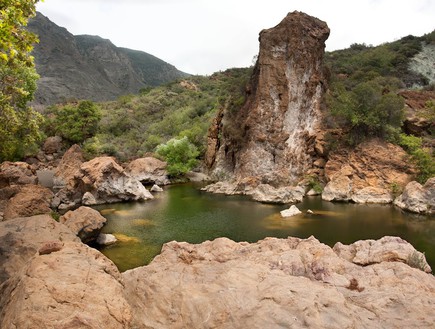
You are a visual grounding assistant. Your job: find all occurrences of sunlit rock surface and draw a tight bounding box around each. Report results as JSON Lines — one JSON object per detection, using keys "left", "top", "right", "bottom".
{"left": 123, "top": 236, "right": 434, "bottom": 329}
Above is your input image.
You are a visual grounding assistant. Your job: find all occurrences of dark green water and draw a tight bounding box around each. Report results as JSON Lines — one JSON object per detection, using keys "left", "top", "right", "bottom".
{"left": 94, "top": 183, "right": 435, "bottom": 272}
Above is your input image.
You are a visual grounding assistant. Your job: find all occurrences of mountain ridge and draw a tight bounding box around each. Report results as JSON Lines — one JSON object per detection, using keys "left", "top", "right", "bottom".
{"left": 28, "top": 12, "right": 188, "bottom": 106}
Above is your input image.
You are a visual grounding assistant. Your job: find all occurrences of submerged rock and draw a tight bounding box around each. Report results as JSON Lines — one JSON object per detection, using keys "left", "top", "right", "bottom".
{"left": 280, "top": 205, "right": 302, "bottom": 217}
{"left": 123, "top": 236, "right": 434, "bottom": 328}
{"left": 97, "top": 233, "right": 117, "bottom": 246}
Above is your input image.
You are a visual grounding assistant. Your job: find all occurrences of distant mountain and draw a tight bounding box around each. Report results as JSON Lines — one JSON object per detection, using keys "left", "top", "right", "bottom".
{"left": 28, "top": 12, "right": 189, "bottom": 106}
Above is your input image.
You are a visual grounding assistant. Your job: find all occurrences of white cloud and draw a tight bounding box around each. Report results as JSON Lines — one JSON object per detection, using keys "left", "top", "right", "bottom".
{"left": 36, "top": 0, "right": 435, "bottom": 75}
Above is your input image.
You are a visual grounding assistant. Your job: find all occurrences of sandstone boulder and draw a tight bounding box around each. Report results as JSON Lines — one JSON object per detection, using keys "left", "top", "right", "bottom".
{"left": 80, "top": 157, "right": 153, "bottom": 205}
{"left": 0, "top": 215, "right": 131, "bottom": 328}
{"left": 123, "top": 236, "right": 434, "bottom": 329}
{"left": 3, "top": 185, "right": 54, "bottom": 220}
{"left": 59, "top": 206, "right": 107, "bottom": 243}
{"left": 97, "top": 233, "right": 117, "bottom": 245}
{"left": 249, "top": 184, "right": 305, "bottom": 203}
{"left": 0, "top": 161, "right": 37, "bottom": 188}
{"left": 0, "top": 241, "right": 131, "bottom": 328}
{"left": 394, "top": 178, "right": 435, "bottom": 214}
{"left": 126, "top": 157, "right": 170, "bottom": 186}
{"left": 53, "top": 144, "right": 84, "bottom": 188}
{"left": 322, "top": 174, "right": 352, "bottom": 201}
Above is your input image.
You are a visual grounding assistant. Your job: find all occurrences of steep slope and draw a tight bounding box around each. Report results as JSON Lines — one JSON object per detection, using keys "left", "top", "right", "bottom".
{"left": 27, "top": 12, "right": 188, "bottom": 106}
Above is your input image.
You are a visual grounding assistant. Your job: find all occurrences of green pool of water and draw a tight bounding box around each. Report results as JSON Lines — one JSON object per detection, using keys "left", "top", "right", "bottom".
{"left": 94, "top": 183, "right": 435, "bottom": 272}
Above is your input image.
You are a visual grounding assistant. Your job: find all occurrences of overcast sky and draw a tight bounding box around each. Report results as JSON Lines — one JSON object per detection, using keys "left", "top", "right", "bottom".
{"left": 36, "top": 0, "right": 435, "bottom": 75}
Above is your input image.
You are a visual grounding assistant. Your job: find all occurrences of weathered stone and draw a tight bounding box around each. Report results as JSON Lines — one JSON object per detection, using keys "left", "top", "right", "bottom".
{"left": 96, "top": 233, "right": 117, "bottom": 246}
{"left": 322, "top": 175, "right": 352, "bottom": 201}
{"left": 123, "top": 236, "right": 435, "bottom": 329}
{"left": 323, "top": 139, "right": 415, "bottom": 203}
{"left": 53, "top": 144, "right": 84, "bottom": 188}
{"left": 38, "top": 240, "right": 64, "bottom": 255}
{"left": 351, "top": 186, "right": 393, "bottom": 204}
{"left": 333, "top": 236, "right": 432, "bottom": 273}
{"left": 394, "top": 178, "right": 435, "bottom": 214}
{"left": 81, "top": 157, "right": 153, "bottom": 205}
{"left": 126, "top": 157, "right": 170, "bottom": 186}
{"left": 202, "top": 181, "right": 238, "bottom": 195}
{"left": 3, "top": 185, "right": 54, "bottom": 220}
{"left": 250, "top": 184, "right": 305, "bottom": 204}
{"left": 207, "top": 12, "right": 329, "bottom": 187}
{"left": 0, "top": 162, "right": 37, "bottom": 188}
{"left": 0, "top": 242, "right": 131, "bottom": 329}
{"left": 59, "top": 206, "right": 107, "bottom": 243}
{"left": 42, "top": 136, "right": 63, "bottom": 154}
{"left": 150, "top": 184, "right": 163, "bottom": 192}
{"left": 280, "top": 205, "right": 302, "bottom": 217}
{"left": 0, "top": 215, "right": 79, "bottom": 283}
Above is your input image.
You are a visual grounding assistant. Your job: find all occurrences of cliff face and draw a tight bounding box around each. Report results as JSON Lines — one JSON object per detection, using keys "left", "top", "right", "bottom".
{"left": 28, "top": 12, "right": 188, "bottom": 106}
{"left": 208, "top": 12, "right": 329, "bottom": 186}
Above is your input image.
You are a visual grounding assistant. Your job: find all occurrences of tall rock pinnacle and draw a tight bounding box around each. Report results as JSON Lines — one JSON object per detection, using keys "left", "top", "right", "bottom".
{"left": 207, "top": 11, "right": 330, "bottom": 187}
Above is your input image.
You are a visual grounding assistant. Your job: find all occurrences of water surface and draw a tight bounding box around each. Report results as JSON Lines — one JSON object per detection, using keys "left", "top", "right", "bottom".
{"left": 94, "top": 183, "right": 435, "bottom": 272}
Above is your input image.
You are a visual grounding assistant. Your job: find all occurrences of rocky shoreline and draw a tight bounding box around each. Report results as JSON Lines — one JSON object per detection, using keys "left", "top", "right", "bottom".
{"left": 0, "top": 213, "right": 434, "bottom": 328}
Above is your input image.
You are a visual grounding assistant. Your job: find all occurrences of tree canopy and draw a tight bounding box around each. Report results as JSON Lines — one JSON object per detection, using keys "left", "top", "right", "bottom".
{"left": 0, "top": 0, "right": 43, "bottom": 161}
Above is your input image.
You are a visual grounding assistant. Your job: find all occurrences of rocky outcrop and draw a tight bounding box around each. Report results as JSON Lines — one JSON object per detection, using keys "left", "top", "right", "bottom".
{"left": 59, "top": 206, "right": 107, "bottom": 243}
{"left": 400, "top": 90, "right": 435, "bottom": 137}
{"left": 123, "top": 236, "right": 434, "bottom": 328}
{"left": 206, "top": 12, "right": 329, "bottom": 191}
{"left": 53, "top": 149, "right": 153, "bottom": 209}
{"left": 394, "top": 178, "right": 435, "bottom": 214}
{"left": 322, "top": 139, "right": 416, "bottom": 203}
{"left": 126, "top": 157, "right": 170, "bottom": 186}
{"left": 0, "top": 215, "right": 131, "bottom": 328}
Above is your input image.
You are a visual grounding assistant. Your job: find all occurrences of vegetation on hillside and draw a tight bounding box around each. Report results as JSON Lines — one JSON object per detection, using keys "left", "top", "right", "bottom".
{"left": 0, "top": 0, "right": 43, "bottom": 161}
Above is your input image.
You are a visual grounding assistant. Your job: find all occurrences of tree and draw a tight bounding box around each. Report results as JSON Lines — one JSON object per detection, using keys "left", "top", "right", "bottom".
{"left": 155, "top": 136, "right": 199, "bottom": 176}
{"left": 0, "top": 0, "right": 43, "bottom": 161}
{"left": 54, "top": 100, "right": 102, "bottom": 143}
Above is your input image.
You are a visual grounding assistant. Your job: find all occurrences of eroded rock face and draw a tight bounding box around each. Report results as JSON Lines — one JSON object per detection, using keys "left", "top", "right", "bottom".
{"left": 54, "top": 151, "right": 153, "bottom": 209}
{"left": 80, "top": 157, "right": 153, "bottom": 205}
{"left": 394, "top": 178, "right": 435, "bottom": 214}
{"left": 0, "top": 162, "right": 37, "bottom": 188}
{"left": 322, "top": 139, "right": 416, "bottom": 203}
{"left": 207, "top": 11, "right": 329, "bottom": 188}
{"left": 126, "top": 157, "right": 170, "bottom": 186}
{"left": 123, "top": 236, "right": 434, "bottom": 329}
{"left": 0, "top": 215, "right": 131, "bottom": 328}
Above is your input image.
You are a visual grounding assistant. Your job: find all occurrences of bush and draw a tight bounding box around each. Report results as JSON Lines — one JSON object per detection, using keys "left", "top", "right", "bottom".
{"left": 399, "top": 134, "right": 435, "bottom": 183}
{"left": 155, "top": 137, "right": 199, "bottom": 177}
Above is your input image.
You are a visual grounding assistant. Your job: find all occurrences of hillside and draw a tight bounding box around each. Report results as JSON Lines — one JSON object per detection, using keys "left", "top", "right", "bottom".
{"left": 27, "top": 12, "right": 188, "bottom": 106}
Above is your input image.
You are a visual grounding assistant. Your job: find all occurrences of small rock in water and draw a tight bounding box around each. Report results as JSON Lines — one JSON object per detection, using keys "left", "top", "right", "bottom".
{"left": 96, "top": 233, "right": 117, "bottom": 246}
{"left": 280, "top": 205, "right": 302, "bottom": 218}
{"left": 307, "top": 209, "right": 314, "bottom": 214}
{"left": 150, "top": 184, "right": 163, "bottom": 192}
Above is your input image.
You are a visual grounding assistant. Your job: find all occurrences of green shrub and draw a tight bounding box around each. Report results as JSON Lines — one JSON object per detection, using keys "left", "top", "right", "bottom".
{"left": 399, "top": 134, "right": 435, "bottom": 183}
{"left": 155, "top": 137, "right": 199, "bottom": 177}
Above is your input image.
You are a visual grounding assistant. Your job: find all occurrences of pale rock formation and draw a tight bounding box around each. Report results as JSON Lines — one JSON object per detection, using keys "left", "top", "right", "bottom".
{"left": 280, "top": 205, "right": 302, "bottom": 217}
{"left": 123, "top": 236, "right": 435, "bottom": 329}
{"left": 322, "top": 139, "right": 415, "bottom": 203}
{"left": 97, "top": 233, "right": 117, "bottom": 245}
{"left": 126, "top": 157, "right": 170, "bottom": 186}
{"left": 250, "top": 184, "right": 305, "bottom": 204}
{"left": 394, "top": 178, "right": 435, "bottom": 214}
{"left": 205, "top": 11, "right": 330, "bottom": 195}
{"left": 80, "top": 157, "right": 153, "bottom": 205}
{"left": 150, "top": 184, "right": 163, "bottom": 192}
{"left": 59, "top": 206, "right": 107, "bottom": 243}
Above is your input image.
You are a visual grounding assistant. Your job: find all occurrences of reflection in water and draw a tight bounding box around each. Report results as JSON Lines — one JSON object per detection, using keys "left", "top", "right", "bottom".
{"left": 93, "top": 183, "right": 435, "bottom": 272}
